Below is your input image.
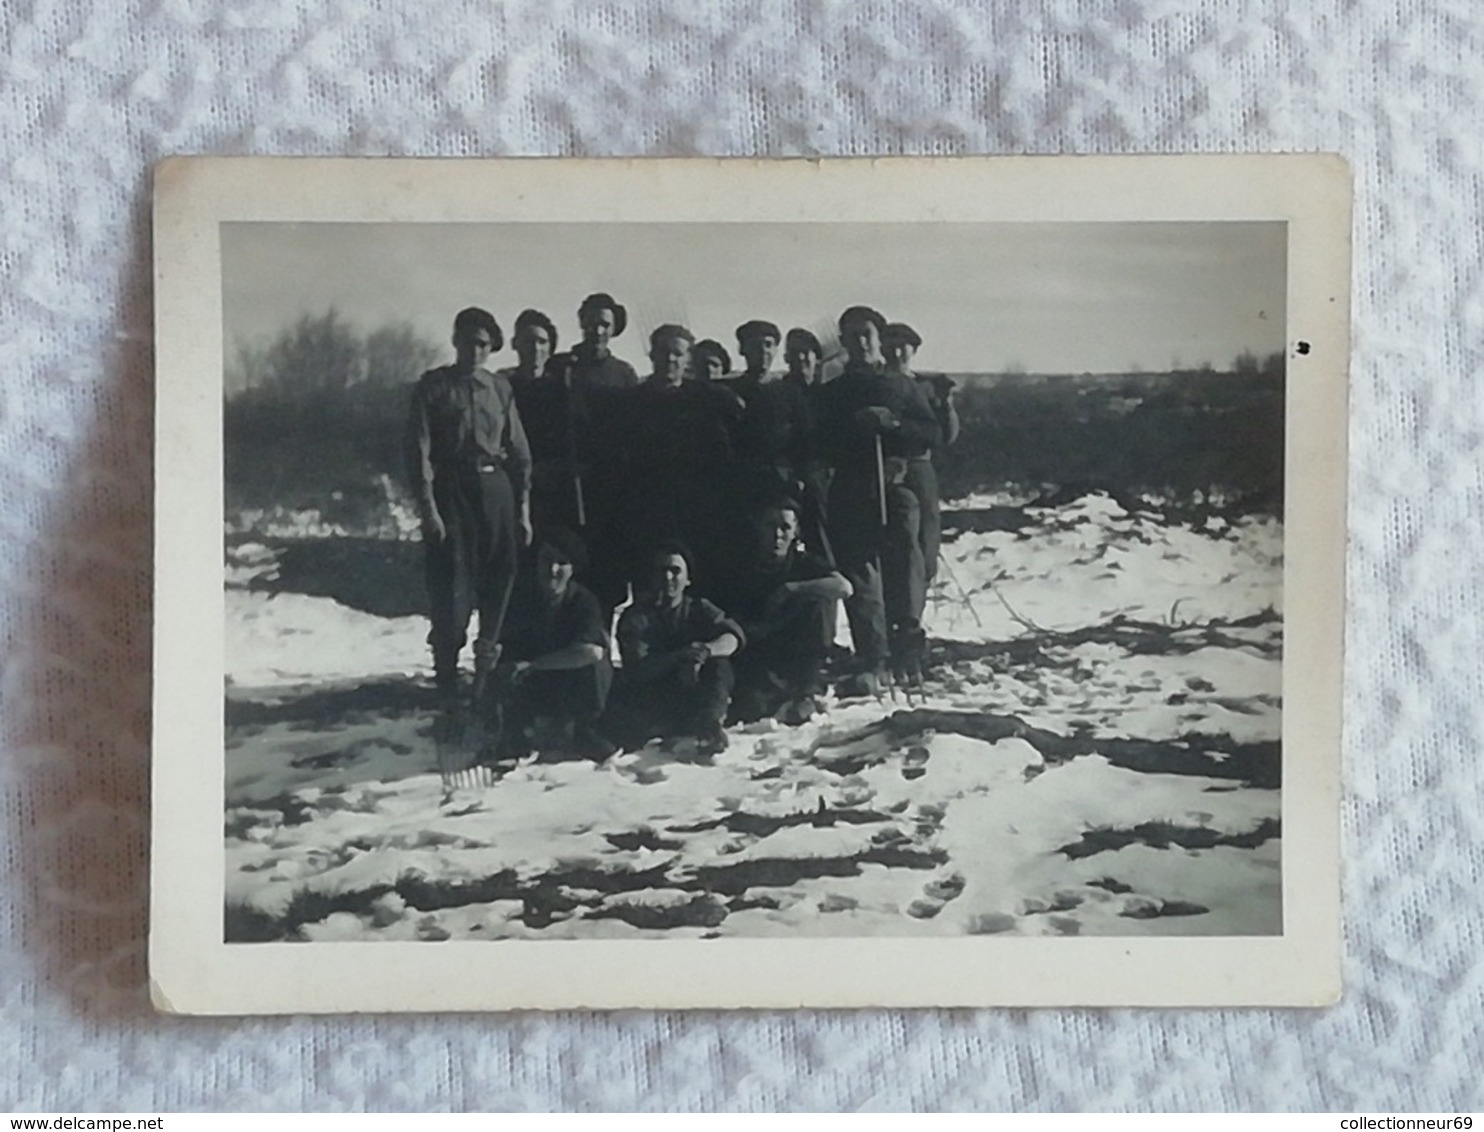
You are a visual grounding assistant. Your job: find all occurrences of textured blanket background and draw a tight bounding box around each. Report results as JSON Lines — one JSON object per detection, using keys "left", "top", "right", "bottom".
{"left": 0, "top": 0, "right": 1476, "bottom": 1113}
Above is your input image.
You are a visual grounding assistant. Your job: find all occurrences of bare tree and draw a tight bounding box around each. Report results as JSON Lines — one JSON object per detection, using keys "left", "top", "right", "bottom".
{"left": 364, "top": 323, "right": 440, "bottom": 388}
{"left": 259, "top": 309, "right": 364, "bottom": 394}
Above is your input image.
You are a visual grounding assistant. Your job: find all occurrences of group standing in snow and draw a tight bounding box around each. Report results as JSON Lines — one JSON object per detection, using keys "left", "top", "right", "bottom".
{"left": 405, "top": 294, "right": 960, "bottom": 762}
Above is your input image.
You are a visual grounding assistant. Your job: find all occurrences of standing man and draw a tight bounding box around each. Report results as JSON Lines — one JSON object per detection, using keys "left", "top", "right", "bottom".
{"left": 730, "top": 320, "right": 813, "bottom": 518}
{"left": 501, "top": 309, "right": 577, "bottom": 532}
{"left": 719, "top": 498, "right": 852, "bottom": 725}
{"left": 882, "top": 321, "right": 957, "bottom": 585}
{"left": 606, "top": 541, "right": 745, "bottom": 755}
{"left": 547, "top": 292, "right": 641, "bottom": 616}
{"left": 814, "top": 305, "right": 940, "bottom": 693}
{"left": 782, "top": 327, "right": 835, "bottom": 564}
{"left": 620, "top": 324, "right": 738, "bottom": 594}
{"left": 406, "top": 307, "right": 533, "bottom": 700}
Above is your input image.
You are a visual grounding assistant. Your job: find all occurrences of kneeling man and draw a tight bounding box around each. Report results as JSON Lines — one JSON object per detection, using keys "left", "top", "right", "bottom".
{"left": 607, "top": 541, "right": 745, "bottom": 755}
{"left": 720, "top": 498, "right": 852, "bottom": 725}
{"left": 493, "top": 527, "right": 615, "bottom": 760}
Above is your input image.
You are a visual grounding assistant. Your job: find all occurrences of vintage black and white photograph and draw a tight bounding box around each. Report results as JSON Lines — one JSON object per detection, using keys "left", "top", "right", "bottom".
{"left": 152, "top": 157, "right": 1346, "bottom": 1011}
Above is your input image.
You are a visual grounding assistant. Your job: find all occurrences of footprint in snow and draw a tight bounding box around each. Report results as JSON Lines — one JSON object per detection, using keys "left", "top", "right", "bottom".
{"left": 966, "top": 912, "right": 1017, "bottom": 935}
{"left": 416, "top": 915, "right": 451, "bottom": 941}
{"left": 923, "top": 872, "right": 966, "bottom": 902}
{"left": 818, "top": 893, "right": 859, "bottom": 913}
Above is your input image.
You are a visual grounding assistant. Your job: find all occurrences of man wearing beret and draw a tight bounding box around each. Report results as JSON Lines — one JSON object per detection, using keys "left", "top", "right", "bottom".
{"left": 782, "top": 327, "right": 835, "bottom": 565}
{"left": 729, "top": 320, "right": 816, "bottom": 547}
{"left": 619, "top": 324, "right": 739, "bottom": 594}
{"left": 692, "top": 338, "right": 733, "bottom": 382}
{"left": 813, "top": 305, "right": 940, "bottom": 693}
{"left": 501, "top": 308, "right": 577, "bottom": 533}
{"left": 882, "top": 321, "right": 959, "bottom": 586}
{"left": 783, "top": 327, "right": 825, "bottom": 395}
{"left": 405, "top": 307, "right": 533, "bottom": 700}
{"left": 546, "top": 292, "right": 641, "bottom": 616}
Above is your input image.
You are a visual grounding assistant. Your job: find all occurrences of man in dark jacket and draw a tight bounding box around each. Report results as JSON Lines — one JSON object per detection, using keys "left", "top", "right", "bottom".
{"left": 606, "top": 540, "right": 745, "bottom": 755}
{"left": 782, "top": 327, "right": 835, "bottom": 564}
{"left": 492, "top": 526, "right": 615, "bottom": 761}
{"left": 813, "top": 305, "right": 940, "bottom": 691}
{"left": 717, "top": 498, "right": 852, "bottom": 725}
{"left": 501, "top": 309, "right": 580, "bottom": 533}
{"left": 545, "top": 292, "right": 641, "bottom": 615}
{"left": 882, "top": 321, "right": 958, "bottom": 585}
{"left": 406, "top": 307, "right": 533, "bottom": 698}
{"left": 619, "top": 324, "right": 740, "bottom": 595}
{"left": 729, "top": 320, "right": 814, "bottom": 519}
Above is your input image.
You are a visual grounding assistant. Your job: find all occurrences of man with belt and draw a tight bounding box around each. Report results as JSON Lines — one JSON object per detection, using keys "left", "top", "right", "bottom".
{"left": 406, "top": 307, "right": 533, "bottom": 700}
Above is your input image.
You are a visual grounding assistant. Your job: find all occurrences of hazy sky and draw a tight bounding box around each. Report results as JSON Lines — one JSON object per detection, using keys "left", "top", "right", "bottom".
{"left": 221, "top": 221, "right": 1285, "bottom": 378}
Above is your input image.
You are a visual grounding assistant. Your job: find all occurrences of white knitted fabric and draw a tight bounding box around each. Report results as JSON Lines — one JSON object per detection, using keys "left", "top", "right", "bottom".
{"left": 0, "top": 0, "right": 1474, "bottom": 1113}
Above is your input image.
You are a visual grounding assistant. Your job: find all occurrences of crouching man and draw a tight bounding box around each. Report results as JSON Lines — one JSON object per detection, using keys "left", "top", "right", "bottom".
{"left": 721, "top": 498, "right": 852, "bottom": 726}
{"left": 605, "top": 541, "right": 745, "bottom": 756}
{"left": 492, "top": 527, "right": 616, "bottom": 761}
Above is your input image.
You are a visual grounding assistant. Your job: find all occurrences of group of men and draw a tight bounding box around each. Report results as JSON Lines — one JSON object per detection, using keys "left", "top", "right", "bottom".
{"left": 404, "top": 292, "right": 959, "bottom": 760}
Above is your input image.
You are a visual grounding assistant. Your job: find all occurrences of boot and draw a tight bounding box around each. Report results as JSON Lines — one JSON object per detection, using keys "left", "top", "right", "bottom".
{"left": 889, "top": 621, "right": 928, "bottom": 684}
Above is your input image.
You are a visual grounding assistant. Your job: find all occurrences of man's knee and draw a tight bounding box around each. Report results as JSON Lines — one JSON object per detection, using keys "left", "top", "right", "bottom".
{"left": 787, "top": 592, "right": 837, "bottom": 651}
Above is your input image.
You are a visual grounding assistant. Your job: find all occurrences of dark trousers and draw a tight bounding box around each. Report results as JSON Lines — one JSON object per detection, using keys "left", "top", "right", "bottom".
{"left": 829, "top": 467, "right": 926, "bottom": 665}
{"left": 423, "top": 465, "right": 519, "bottom": 681}
{"left": 603, "top": 658, "right": 734, "bottom": 750}
{"left": 903, "top": 456, "right": 942, "bottom": 584}
{"left": 798, "top": 462, "right": 836, "bottom": 566}
{"left": 732, "top": 592, "right": 836, "bottom": 721}
{"left": 528, "top": 459, "right": 584, "bottom": 532}
{"left": 502, "top": 662, "right": 613, "bottom": 744}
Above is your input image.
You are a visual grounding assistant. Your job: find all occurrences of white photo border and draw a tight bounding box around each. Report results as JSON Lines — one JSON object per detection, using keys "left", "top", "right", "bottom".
{"left": 151, "top": 155, "right": 1349, "bottom": 1013}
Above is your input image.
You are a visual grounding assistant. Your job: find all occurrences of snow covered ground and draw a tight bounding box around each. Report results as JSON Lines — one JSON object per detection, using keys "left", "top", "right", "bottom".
{"left": 223, "top": 492, "right": 1283, "bottom": 942}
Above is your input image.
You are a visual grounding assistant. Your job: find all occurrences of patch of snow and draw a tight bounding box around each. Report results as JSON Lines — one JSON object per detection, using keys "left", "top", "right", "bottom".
{"left": 222, "top": 494, "right": 1286, "bottom": 941}
{"left": 226, "top": 590, "right": 429, "bottom": 687}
